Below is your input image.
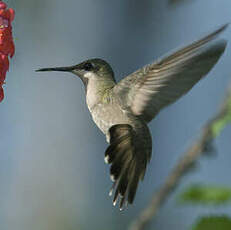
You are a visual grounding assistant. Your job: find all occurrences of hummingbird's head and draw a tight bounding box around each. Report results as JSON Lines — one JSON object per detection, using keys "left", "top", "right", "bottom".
{"left": 36, "top": 58, "right": 116, "bottom": 88}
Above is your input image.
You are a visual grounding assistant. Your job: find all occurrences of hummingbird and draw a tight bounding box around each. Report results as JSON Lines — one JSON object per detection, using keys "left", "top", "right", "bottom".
{"left": 36, "top": 24, "right": 227, "bottom": 210}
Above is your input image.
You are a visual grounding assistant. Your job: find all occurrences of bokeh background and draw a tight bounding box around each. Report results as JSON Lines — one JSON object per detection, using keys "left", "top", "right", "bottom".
{"left": 0, "top": 0, "right": 230, "bottom": 229}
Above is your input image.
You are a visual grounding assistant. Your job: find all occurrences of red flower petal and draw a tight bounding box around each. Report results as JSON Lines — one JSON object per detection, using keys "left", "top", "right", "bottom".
{"left": 0, "top": 1, "right": 15, "bottom": 103}
{"left": 0, "top": 26, "right": 14, "bottom": 56}
{"left": 0, "top": 8, "right": 14, "bottom": 21}
{"left": 0, "top": 2, "right": 7, "bottom": 10}
{"left": 8, "top": 8, "right": 14, "bottom": 22}
{"left": 0, "top": 85, "right": 4, "bottom": 102}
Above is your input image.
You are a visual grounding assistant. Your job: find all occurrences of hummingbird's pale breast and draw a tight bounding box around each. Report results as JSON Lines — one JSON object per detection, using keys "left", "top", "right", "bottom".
{"left": 87, "top": 83, "right": 139, "bottom": 137}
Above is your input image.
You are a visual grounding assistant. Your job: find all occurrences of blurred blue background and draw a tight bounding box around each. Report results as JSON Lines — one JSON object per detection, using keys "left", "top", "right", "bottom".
{"left": 0, "top": 0, "right": 230, "bottom": 229}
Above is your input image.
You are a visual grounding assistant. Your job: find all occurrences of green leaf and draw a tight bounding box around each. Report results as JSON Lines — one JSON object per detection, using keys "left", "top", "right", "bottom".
{"left": 178, "top": 184, "right": 231, "bottom": 205}
{"left": 192, "top": 216, "right": 231, "bottom": 230}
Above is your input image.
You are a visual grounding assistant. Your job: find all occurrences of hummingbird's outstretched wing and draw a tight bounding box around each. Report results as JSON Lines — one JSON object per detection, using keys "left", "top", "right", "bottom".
{"left": 114, "top": 24, "right": 228, "bottom": 122}
{"left": 105, "top": 124, "right": 152, "bottom": 210}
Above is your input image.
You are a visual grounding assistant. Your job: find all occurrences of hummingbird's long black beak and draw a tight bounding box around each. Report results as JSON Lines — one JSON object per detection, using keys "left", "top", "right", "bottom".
{"left": 36, "top": 65, "right": 77, "bottom": 72}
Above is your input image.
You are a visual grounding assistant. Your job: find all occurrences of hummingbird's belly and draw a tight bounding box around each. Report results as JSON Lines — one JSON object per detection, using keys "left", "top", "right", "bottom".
{"left": 90, "top": 103, "right": 135, "bottom": 136}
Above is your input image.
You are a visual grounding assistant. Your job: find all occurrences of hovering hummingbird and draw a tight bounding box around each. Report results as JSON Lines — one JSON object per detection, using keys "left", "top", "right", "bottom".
{"left": 36, "top": 24, "right": 227, "bottom": 210}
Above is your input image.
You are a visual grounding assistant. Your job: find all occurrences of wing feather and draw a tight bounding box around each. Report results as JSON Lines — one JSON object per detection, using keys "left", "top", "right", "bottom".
{"left": 114, "top": 24, "right": 228, "bottom": 122}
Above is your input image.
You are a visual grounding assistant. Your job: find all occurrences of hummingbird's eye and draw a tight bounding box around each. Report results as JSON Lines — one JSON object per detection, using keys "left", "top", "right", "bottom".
{"left": 83, "top": 62, "right": 94, "bottom": 71}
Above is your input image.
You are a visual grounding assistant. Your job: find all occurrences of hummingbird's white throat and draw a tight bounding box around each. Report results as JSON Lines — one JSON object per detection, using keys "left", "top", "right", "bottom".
{"left": 84, "top": 71, "right": 97, "bottom": 79}
{"left": 85, "top": 72, "right": 102, "bottom": 111}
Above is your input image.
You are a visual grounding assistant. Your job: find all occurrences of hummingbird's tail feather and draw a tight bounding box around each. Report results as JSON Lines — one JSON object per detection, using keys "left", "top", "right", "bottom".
{"left": 105, "top": 124, "right": 152, "bottom": 210}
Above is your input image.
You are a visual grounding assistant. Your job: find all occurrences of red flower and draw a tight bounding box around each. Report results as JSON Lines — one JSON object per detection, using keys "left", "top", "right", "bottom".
{"left": 0, "top": 1, "right": 15, "bottom": 102}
